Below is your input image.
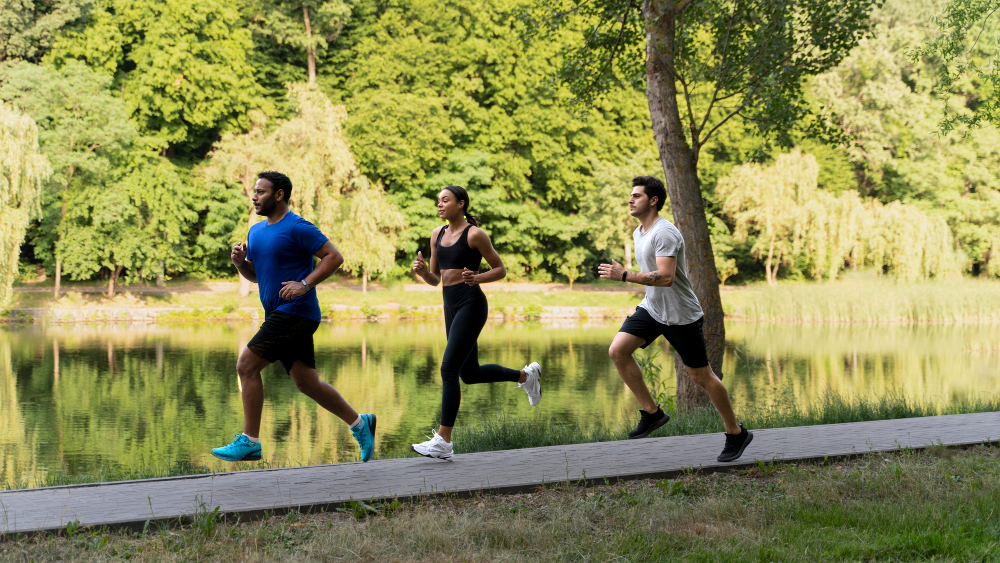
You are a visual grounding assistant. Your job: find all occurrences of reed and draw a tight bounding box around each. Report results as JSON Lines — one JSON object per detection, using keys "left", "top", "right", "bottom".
{"left": 725, "top": 273, "right": 1000, "bottom": 323}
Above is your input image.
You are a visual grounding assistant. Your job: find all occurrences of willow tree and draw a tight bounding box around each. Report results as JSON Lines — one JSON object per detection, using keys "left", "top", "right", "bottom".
{"left": 0, "top": 104, "right": 50, "bottom": 306}
{"left": 542, "top": 0, "right": 880, "bottom": 407}
{"left": 718, "top": 148, "right": 960, "bottom": 281}
{"left": 205, "top": 84, "right": 368, "bottom": 295}
{"left": 717, "top": 150, "right": 818, "bottom": 285}
{"left": 0, "top": 61, "right": 135, "bottom": 296}
{"left": 335, "top": 178, "right": 405, "bottom": 293}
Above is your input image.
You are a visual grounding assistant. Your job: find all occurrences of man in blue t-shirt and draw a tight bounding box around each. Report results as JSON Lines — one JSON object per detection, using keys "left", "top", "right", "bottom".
{"left": 211, "top": 171, "right": 377, "bottom": 463}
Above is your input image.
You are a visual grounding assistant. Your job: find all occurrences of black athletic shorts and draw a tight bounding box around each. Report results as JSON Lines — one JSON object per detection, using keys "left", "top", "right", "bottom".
{"left": 247, "top": 310, "right": 321, "bottom": 373}
{"left": 618, "top": 307, "right": 709, "bottom": 369}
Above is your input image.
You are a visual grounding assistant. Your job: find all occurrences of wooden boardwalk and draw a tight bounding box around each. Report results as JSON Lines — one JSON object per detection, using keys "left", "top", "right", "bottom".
{"left": 2, "top": 412, "right": 997, "bottom": 535}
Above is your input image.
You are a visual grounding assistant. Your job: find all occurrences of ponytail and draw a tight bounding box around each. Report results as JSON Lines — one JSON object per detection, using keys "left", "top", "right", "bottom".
{"left": 443, "top": 185, "right": 480, "bottom": 227}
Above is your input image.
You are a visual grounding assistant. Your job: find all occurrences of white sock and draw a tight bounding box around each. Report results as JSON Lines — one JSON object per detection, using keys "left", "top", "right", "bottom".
{"left": 242, "top": 433, "right": 260, "bottom": 444}
{"left": 349, "top": 415, "right": 363, "bottom": 429}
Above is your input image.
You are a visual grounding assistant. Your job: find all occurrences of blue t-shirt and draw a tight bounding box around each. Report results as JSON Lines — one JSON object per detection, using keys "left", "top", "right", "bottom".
{"left": 246, "top": 212, "right": 328, "bottom": 322}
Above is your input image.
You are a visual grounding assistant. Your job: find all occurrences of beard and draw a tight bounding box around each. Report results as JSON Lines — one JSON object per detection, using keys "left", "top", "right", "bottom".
{"left": 255, "top": 196, "right": 276, "bottom": 216}
{"left": 630, "top": 201, "right": 652, "bottom": 218}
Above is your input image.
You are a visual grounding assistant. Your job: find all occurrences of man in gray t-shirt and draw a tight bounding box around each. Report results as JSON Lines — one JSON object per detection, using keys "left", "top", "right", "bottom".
{"left": 598, "top": 176, "right": 752, "bottom": 463}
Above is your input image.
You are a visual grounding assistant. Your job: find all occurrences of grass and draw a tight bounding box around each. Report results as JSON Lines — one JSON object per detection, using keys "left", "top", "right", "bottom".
{"left": 4, "top": 446, "right": 1000, "bottom": 561}
{"left": 8, "top": 391, "right": 997, "bottom": 491}
{"left": 10, "top": 272, "right": 1000, "bottom": 324}
{"left": 442, "top": 391, "right": 1000, "bottom": 456}
{"left": 6, "top": 279, "right": 641, "bottom": 321}
{"left": 725, "top": 272, "right": 1000, "bottom": 323}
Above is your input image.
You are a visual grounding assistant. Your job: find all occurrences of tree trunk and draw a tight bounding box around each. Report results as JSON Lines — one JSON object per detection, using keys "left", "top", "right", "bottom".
{"left": 157, "top": 260, "right": 166, "bottom": 288}
{"left": 54, "top": 260, "right": 61, "bottom": 298}
{"left": 54, "top": 172, "right": 71, "bottom": 298}
{"left": 240, "top": 209, "right": 254, "bottom": 297}
{"left": 108, "top": 264, "right": 123, "bottom": 298}
{"left": 766, "top": 234, "right": 775, "bottom": 285}
{"left": 303, "top": 6, "right": 317, "bottom": 86}
{"left": 625, "top": 242, "right": 632, "bottom": 289}
{"left": 362, "top": 269, "right": 368, "bottom": 294}
{"left": 644, "top": 0, "right": 725, "bottom": 410}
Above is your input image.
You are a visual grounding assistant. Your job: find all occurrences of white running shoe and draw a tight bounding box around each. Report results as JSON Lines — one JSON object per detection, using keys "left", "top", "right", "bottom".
{"left": 410, "top": 431, "right": 454, "bottom": 460}
{"left": 517, "top": 362, "right": 542, "bottom": 406}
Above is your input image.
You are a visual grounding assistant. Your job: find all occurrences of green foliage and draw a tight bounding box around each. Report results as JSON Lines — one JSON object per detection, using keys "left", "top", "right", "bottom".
{"left": 0, "top": 103, "right": 50, "bottom": 305}
{"left": 634, "top": 347, "right": 674, "bottom": 412}
{"left": 915, "top": 0, "right": 1000, "bottom": 131}
{"left": 6, "top": 0, "right": 1000, "bottom": 285}
{"left": 0, "top": 60, "right": 135, "bottom": 271}
{"left": 717, "top": 149, "right": 961, "bottom": 282}
{"left": 58, "top": 149, "right": 198, "bottom": 289}
{"left": 48, "top": 0, "right": 266, "bottom": 152}
{"left": 0, "top": 0, "right": 92, "bottom": 63}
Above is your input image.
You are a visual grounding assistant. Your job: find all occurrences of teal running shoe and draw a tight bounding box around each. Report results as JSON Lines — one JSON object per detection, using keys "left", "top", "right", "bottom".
{"left": 212, "top": 433, "right": 262, "bottom": 462}
{"left": 352, "top": 413, "right": 376, "bottom": 462}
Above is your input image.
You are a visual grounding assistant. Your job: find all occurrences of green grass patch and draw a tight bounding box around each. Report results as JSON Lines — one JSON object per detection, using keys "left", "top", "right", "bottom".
{"left": 725, "top": 272, "right": 1000, "bottom": 323}
{"left": 437, "top": 391, "right": 998, "bottom": 457}
{"left": 6, "top": 447, "right": 1000, "bottom": 561}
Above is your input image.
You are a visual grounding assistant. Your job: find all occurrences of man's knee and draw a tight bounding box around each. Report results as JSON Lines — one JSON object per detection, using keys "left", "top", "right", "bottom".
{"left": 609, "top": 343, "right": 632, "bottom": 363}
{"left": 290, "top": 368, "right": 320, "bottom": 395}
{"left": 236, "top": 357, "right": 258, "bottom": 379}
{"left": 686, "top": 365, "right": 715, "bottom": 387}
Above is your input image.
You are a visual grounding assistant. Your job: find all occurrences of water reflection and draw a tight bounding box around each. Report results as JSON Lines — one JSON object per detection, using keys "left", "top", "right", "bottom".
{"left": 1, "top": 321, "right": 998, "bottom": 487}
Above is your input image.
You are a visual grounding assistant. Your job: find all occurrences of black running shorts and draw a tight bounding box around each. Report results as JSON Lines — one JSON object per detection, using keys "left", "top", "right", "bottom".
{"left": 247, "top": 310, "right": 321, "bottom": 373}
{"left": 618, "top": 307, "right": 709, "bottom": 369}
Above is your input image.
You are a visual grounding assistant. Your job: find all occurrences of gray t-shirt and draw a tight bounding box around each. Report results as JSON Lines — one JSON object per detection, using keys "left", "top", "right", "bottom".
{"left": 634, "top": 217, "right": 704, "bottom": 326}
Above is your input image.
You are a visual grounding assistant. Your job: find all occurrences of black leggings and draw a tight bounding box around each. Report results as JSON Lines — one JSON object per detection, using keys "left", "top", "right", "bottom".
{"left": 439, "top": 283, "right": 521, "bottom": 427}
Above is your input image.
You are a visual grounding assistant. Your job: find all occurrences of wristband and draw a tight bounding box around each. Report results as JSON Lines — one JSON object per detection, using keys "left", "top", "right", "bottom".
{"left": 301, "top": 279, "right": 310, "bottom": 290}
{"left": 621, "top": 270, "right": 628, "bottom": 282}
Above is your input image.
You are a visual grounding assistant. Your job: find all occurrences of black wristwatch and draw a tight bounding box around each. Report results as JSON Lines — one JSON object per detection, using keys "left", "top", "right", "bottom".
{"left": 621, "top": 270, "right": 628, "bottom": 282}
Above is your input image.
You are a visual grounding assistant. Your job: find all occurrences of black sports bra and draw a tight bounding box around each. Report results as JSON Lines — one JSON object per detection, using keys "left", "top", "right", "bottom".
{"left": 436, "top": 225, "right": 483, "bottom": 271}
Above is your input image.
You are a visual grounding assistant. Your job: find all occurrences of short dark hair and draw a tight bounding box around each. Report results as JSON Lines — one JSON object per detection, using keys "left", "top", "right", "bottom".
{"left": 632, "top": 176, "right": 667, "bottom": 211}
{"left": 257, "top": 171, "right": 292, "bottom": 202}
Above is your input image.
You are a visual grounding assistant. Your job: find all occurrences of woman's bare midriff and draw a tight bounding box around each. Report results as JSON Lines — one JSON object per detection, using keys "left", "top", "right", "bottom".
{"left": 440, "top": 268, "right": 470, "bottom": 287}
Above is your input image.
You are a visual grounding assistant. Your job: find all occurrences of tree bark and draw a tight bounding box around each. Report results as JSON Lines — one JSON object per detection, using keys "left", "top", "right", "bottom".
{"left": 644, "top": 0, "right": 726, "bottom": 410}
{"left": 54, "top": 167, "right": 73, "bottom": 298}
{"left": 157, "top": 260, "right": 166, "bottom": 288}
{"left": 362, "top": 269, "right": 368, "bottom": 294}
{"left": 303, "top": 6, "right": 317, "bottom": 87}
{"left": 766, "top": 234, "right": 775, "bottom": 285}
{"left": 240, "top": 208, "right": 254, "bottom": 297}
{"left": 108, "top": 264, "right": 123, "bottom": 298}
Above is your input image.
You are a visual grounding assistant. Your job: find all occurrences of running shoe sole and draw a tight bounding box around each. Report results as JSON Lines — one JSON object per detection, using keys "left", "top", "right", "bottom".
{"left": 718, "top": 430, "right": 754, "bottom": 462}
{"left": 410, "top": 445, "right": 453, "bottom": 461}
{"left": 627, "top": 413, "right": 671, "bottom": 440}
{"left": 211, "top": 450, "right": 262, "bottom": 462}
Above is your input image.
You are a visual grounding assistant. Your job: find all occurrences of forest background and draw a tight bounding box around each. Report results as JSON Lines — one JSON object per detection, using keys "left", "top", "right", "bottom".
{"left": 2, "top": 0, "right": 999, "bottom": 306}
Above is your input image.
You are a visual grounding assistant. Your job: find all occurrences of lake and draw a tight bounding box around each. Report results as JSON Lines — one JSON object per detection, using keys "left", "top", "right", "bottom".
{"left": 2, "top": 321, "right": 998, "bottom": 487}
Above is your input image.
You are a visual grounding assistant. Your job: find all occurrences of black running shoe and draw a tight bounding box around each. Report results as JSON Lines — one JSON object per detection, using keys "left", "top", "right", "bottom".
{"left": 717, "top": 423, "right": 753, "bottom": 462}
{"left": 627, "top": 406, "right": 670, "bottom": 439}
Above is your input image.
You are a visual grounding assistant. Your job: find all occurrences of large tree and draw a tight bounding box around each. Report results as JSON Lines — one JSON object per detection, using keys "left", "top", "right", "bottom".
{"left": 917, "top": 0, "right": 1000, "bottom": 131}
{"left": 47, "top": 0, "right": 264, "bottom": 153}
{"left": 249, "top": 0, "right": 354, "bottom": 87}
{"left": 58, "top": 149, "right": 196, "bottom": 297}
{"left": 541, "top": 0, "right": 881, "bottom": 407}
{"left": 0, "top": 0, "right": 92, "bottom": 63}
{"left": 0, "top": 103, "right": 50, "bottom": 306}
{"left": 0, "top": 60, "right": 135, "bottom": 296}
{"left": 205, "top": 84, "right": 386, "bottom": 295}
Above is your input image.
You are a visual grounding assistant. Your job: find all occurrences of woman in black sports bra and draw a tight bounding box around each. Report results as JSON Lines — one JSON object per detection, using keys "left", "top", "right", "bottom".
{"left": 410, "top": 185, "right": 541, "bottom": 460}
